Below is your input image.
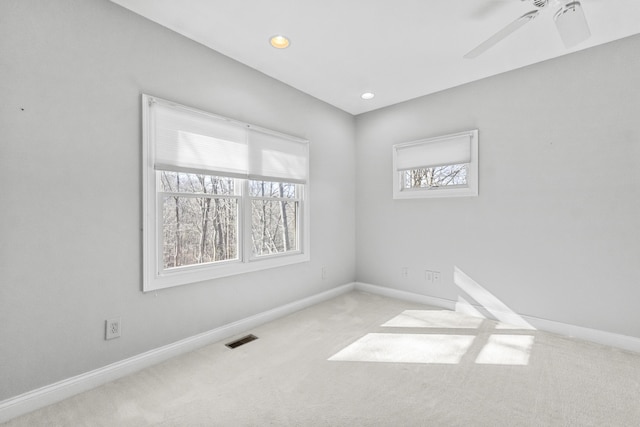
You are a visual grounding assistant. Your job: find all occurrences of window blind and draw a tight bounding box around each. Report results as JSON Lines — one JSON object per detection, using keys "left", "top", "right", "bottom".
{"left": 394, "top": 131, "right": 473, "bottom": 171}
{"left": 248, "top": 129, "right": 309, "bottom": 184}
{"left": 149, "top": 97, "right": 308, "bottom": 183}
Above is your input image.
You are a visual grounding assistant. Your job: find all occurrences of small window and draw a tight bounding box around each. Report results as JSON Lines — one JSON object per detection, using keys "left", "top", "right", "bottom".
{"left": 393, "top": 130, "right": 478, "bottom": 199}
{"left": 401, "top": 164, "right": 468, "bottom": 190}
{"left": 142, "top": 95, "right": 310, "bottom": 291}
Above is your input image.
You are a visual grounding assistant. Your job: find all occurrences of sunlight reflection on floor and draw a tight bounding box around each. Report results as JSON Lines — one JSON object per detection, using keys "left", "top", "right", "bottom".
{"left": 329, "top": 309, "right": 535, "bottom": 366}
{"left": 381, "top": 310, "right": 483, "bottom": 329}
{"left": 475, "top": 335, "right": 535, "bottom": 365}
{"left": 329, "top": 268, "right": 540, "bottom": 366}
{"left": 329, "top": 333, "right": 475, "bottom": 364}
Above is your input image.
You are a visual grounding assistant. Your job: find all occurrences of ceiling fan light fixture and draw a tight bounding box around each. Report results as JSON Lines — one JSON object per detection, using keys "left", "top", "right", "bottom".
{"left": 554, "top": 2, "right": 591, "bottom": 48}
{"left": 270, "top": 35, "right": 290, "bottom": 49}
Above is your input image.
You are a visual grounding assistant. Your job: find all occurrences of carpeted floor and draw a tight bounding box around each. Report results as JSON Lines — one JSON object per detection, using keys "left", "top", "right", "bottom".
{"left": 4, "top": 291, "right": 640, "bottom": 426}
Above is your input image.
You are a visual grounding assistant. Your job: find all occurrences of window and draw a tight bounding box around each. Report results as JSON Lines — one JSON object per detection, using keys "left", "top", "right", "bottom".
{"left": 160, "top": 171, "right": 239, "bottom": 269}
{"left": 392, "top": 130, "right": 478, "bottom": 199}
{"left": 249, "top": 180, "right": 300, "bottom": 257}
{"left": 142, "top": 95, "right": 309, "bottom": 291}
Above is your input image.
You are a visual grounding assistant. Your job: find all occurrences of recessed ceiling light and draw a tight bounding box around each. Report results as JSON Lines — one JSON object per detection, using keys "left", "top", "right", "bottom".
{"left": 270, "top": 35, "right": 290, "bottom": 49}
{"left": 361, "top": 92, "right": 375, "bottom": 100}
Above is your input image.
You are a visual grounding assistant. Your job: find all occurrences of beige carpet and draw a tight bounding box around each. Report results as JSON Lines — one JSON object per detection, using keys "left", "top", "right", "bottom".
{"left": 4, "top": 291, "right": 640, "bottom": 426}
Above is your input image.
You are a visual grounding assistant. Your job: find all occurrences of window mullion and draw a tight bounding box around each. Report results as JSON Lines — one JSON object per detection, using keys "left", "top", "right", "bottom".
{"left": 248, "top": 196, "right": 301, "bottom": 202}
{"left": 155, "top": 172, "right": 164, "bottom": 276}
{"left": 158, "top": 191, "right": 240, "bottom": 200}
{"left": 241, "top": 179, "right": 252, "bottom": 263}
{"left": 295, "top": 184, "right": 302, "bottom": 253}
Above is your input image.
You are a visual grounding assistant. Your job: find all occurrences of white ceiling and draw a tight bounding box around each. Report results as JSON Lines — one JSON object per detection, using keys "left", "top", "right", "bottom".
{"left": 111, "top": 0, "right": 640, "bottom": 115}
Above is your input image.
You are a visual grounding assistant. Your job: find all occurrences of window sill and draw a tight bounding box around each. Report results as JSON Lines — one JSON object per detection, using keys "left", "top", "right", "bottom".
{"left": 393, "top": 186, "right": 478, "bottom": 199}
{"left": 143, "top": 252, "right": 310, "bottom": 292}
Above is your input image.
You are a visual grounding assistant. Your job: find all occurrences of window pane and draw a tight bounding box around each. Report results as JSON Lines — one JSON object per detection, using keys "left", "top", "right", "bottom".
{"left": 249, "top": 180, "right": 297, "bottom": 198}
{"left": 162, "top": 196, "right": 238, "bottom": 269}
{"left": 402, "top": 164, "right": 468, "bottom": 189}
{"left": 251, "top": 199, "right": 298, "bottom": 256}
{"left": 160, "top": 171, "right": 235, "bottom": 195}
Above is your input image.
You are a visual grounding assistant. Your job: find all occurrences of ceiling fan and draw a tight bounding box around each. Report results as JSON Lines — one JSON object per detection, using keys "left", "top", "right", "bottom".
{"left": 464, "top": 0, "right": 591, "bottom": 59}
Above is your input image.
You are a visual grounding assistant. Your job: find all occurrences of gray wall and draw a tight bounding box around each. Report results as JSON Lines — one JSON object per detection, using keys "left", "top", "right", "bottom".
{"left": 2, "top": 0, "right": 639, "bottom": 405}
{"left": 355, "top": 35, "right": 640, "bottom": 338}
{"left": 0, "top": 0, "right": 356, "bottom": 400}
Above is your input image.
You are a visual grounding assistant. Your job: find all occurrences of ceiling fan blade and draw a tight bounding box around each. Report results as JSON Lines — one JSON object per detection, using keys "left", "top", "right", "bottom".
{"left": 554, "top": 1, "right": 591, "bottom": 48}
{"left": 464, "top": 10, "right": 539, "bottom": 59}
{"left": 470, "top": 0, "right": 511, "bottom": 20}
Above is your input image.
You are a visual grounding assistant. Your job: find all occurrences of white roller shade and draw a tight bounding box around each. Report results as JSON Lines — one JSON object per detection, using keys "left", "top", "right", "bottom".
{"left": 248, "top": 129, "right": 309, "bottom": 183}
{"left": 151, "top": 101, "right": 248, "bottom": 178}
{"left": 148, "top": 97, "right": 308, "bottom": 183}
{"left": 395, "top": 131, "right": 474, "bottom": 171}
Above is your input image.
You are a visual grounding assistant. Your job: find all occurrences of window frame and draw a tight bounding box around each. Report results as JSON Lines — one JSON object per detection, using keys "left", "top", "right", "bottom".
{"left": 392, "top": 130, "right": 479, "bottom": 199}
{"left": 157, "top": 172, "right": 242, "bottom": 273}
{"left": 142, "top": 95, "right": 310, "bottom": 292}
{"left": 247, "top": 180, "right": 303, "bottom": 261}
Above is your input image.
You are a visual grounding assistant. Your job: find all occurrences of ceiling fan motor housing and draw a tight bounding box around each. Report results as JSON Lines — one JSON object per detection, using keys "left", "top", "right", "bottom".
{"left": 554, "top": 2, "right": 591, "bottom": 47}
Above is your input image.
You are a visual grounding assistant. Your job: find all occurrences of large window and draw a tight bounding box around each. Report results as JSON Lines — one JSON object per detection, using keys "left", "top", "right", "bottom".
{"left": 392, "top": 130, "right": 478, "bottom": 199}
{"left": 143, "top": 95, "right": 310, "bottom": 291}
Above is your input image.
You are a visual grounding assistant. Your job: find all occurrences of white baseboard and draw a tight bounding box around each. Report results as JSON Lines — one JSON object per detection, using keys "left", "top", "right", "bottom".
{"left": 522, "top": 315, "right": 640, "bottom": 353}
{"left": 0, "top": 282, "right": 356, "bottom": 424}
{"left": 354, "top": 282, "right": 455, "bottom": 310}
{"left": 4, "top": 281, "right": 639, "bottom": 423}
{"left": 354, "top": 282, "right": 640, "bottom": 354}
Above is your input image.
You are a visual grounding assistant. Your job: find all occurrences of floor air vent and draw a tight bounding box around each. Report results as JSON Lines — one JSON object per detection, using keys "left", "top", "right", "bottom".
{"left": 225, "top": 334, "right": 258, "bottom": 349}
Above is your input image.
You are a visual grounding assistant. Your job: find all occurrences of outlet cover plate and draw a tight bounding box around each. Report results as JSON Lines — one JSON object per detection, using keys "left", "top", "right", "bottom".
{"left": 433, "top": 271, "right": 441, "bottom": 284}
{"left": 105, "top": 318, "right": 121, "bottom": 340}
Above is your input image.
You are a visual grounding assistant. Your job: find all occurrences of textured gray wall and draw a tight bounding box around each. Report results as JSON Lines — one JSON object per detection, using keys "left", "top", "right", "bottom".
{"left": 355, "top": 34, "right": 640, "bottom": 338}
{"left": 0, "top": 0, "right": 356, "bottom": 400}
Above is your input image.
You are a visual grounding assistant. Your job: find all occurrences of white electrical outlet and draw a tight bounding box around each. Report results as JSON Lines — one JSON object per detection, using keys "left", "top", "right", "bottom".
{"left": 433, "top": 271, "right": 442, "bottom": 284}
{"left": 105, "top": 318, "right": 121, "bottom": 340}
{"left": 425, "top": 270, "right": 434, "bottom": 282}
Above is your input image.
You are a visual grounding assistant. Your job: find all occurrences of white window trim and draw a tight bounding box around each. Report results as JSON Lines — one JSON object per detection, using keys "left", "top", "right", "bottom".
{"left": 142, "top": 95, "right": 310, "bottom": 292}
{"left": 246, "top": 183, "right": 304, "bottom": 261}
{"left": 392, "top": 130, "right": 478, "bottom": 199}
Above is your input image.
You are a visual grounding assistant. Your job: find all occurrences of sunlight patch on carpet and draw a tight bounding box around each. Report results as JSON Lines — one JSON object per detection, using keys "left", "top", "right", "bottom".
{"left": 381, "top": 310, "right": 484, "bottom": 329}
{"left": 328, "top": 333, "right": 475, "bottom": 364}
{"left": 475, "top": 335, "right": 535, "bottom": 365}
